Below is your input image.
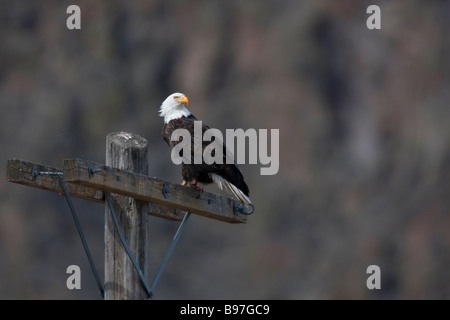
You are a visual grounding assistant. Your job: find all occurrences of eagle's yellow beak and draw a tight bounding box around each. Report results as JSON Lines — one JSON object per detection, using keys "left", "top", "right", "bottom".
{"left": 175, "top": 95, "right": 189, "bottom": 105}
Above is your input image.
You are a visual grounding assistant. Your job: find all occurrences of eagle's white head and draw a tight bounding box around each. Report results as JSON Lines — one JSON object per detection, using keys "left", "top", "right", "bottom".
{"left": 159, "top": 92, "right": 191, "bottom": 124}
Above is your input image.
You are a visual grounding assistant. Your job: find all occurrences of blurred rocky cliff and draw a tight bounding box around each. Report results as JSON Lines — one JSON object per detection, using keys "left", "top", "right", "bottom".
{"left": 0, "top": 0, "right": 449, "bottom": 299}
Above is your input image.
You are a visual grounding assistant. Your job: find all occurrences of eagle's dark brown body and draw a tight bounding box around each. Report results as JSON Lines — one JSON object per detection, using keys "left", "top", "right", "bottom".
{"left": 162, "top": 115, "right": 250, "bottom": 196}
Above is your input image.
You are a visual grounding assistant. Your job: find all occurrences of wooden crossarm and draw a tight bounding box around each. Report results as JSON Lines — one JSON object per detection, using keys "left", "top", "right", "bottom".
{"left": 63, "top": 158, "right": 247, "bottom": 224}
{"left": 6, "top": 158, "right": 184, "bottom": 221}
{"left": 6, "top": 159, "right": 104, "bottom": 202}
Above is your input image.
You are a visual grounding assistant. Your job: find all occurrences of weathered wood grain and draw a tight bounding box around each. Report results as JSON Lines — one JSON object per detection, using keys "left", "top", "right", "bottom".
{"left": 6, "top": 159, "right": 104, "bottom": 202}
{"left": 104, "top": 132, "right": 149, "bottom": 300}
{"left": 63, "top": 158, "right": 247, "bottom": 224}
{"left": 6, "top": 158, "right": 184, "bottom": 221}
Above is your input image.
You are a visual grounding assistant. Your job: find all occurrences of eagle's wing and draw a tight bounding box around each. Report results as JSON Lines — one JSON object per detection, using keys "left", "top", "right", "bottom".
{"left": 191, "top": 118, "right": 250, "bottom": 198}
{"left": 163, "top": 115, "right": 250, "bottom": 199}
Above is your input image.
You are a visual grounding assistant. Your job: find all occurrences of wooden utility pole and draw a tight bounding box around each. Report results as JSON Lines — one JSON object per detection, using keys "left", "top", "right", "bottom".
{"left": 104, "top": 132, "right": 149, "bottom": 300}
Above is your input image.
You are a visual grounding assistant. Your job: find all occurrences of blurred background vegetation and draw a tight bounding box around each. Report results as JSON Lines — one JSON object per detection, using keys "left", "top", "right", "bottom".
{"left": 0, "top": 0, "right": 449, "bottom": 299}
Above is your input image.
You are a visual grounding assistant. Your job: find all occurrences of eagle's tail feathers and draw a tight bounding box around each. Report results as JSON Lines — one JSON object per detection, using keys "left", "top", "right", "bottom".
{"left": 211, "top": 173, "right": 253, "bottom": 210}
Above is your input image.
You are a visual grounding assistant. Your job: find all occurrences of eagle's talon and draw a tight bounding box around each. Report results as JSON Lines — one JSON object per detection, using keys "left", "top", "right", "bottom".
{"left": 191, "top": 179, "right": 203, "bottom": 191}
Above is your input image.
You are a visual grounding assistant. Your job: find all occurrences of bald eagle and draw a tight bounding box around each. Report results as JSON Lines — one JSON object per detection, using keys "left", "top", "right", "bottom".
{"left": 160, "top": 93, "right": 253, "bottom": 212}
